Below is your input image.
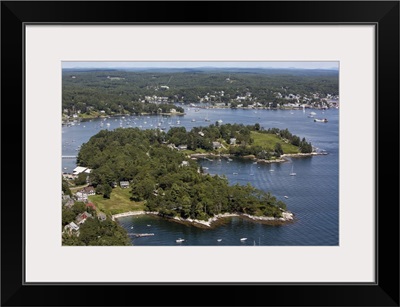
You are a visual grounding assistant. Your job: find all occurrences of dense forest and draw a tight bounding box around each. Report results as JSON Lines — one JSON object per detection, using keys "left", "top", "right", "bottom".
{"left": 77, "top": 126, "right": 291, "bottom": 221}
{"left": 62, "top": 68, "right": 339, "bottom": 116}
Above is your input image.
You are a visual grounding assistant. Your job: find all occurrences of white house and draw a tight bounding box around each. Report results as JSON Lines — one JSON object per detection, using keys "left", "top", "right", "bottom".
{"left": 212, "top": 142, "right": 222, "bottom": 150}
{"left": 120, "top": 181, "right": 130, "bottom": 188}
{"left": 64, "top": 222, "right": 80, "bottom": 235}
{"left": 75, "top": 191, "right": 88, "bottom": 202}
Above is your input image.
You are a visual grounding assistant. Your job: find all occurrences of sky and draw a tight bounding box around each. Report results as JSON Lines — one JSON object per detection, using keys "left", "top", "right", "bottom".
{"left": 62, "top": 61, "right": 338, "bottom": 70}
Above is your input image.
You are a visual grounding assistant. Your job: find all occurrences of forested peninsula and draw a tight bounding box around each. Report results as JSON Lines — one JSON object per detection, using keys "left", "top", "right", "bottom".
{"left": 75, "top": 123, "right": 313, "bottom": 223}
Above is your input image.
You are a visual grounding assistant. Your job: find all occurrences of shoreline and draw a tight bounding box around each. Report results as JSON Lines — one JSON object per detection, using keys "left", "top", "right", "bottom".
{"left": 112, "top": 210, "right": 294, "bottom": 228}
{"left": 62, "top": 112, "right": 186, "bottom": 123}
{"left": 190, "top": 151, "right": 327, "bottom": 164}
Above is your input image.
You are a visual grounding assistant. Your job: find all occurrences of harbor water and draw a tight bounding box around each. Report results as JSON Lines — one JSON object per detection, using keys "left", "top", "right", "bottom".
{"left": 62, "top": 107, "right": 339, "bottom": 246}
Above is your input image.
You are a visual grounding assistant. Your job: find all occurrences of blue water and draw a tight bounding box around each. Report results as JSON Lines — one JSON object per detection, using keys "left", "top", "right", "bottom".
{"left": 62, "top": 107, "right": 339, "bottom": 246}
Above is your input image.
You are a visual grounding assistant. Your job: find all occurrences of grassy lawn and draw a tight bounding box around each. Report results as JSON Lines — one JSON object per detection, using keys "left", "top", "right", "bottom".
{"left": 88, "top": 187, "right": 145, "bottom": 215}
{"left": 250, "top": 131, "right": 299, "bottom": 154}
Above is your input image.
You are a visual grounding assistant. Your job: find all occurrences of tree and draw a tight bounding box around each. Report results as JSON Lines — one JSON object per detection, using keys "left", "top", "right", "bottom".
{"left": 274, "top": 142, "right": 283, "bottom": 157}
{"left": 72, "top": 201, "right": 86, "bottom": 215}
{"left": 103, "top": 184, "right": 112, "bottom": 199}
{"left": 74, "top": 173, "right": 87, "bottom": 186}
{"left": 62, "top": 207, "right": 76, "bottom": 226}
{"left": 62, "top": 179, "right": 72, "bottom": 196}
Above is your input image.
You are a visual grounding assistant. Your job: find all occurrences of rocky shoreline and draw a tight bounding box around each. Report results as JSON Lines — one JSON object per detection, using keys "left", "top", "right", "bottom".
{"left": 190, "top": 151, "right": 327, "bottom": 164}
{"left": 112, "top": 210, "right": 294, "bottom": 229}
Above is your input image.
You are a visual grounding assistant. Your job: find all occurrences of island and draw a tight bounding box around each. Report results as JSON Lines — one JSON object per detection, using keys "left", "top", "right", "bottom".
{"left": 60, "top": 122, "right": 325, "bottom": 245}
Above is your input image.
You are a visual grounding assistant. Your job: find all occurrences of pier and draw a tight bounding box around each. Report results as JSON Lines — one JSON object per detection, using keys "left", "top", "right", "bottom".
{"left": 129, "top": 233, "right": 155, "bottom": 238}
{"left": 62, "top": 155, "right": 76, "bottom": 159}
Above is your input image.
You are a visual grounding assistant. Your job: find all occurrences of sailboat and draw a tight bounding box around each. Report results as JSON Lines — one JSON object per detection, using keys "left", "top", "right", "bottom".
{"left": 289, "top": 165, "right": 296, "bottom": 176}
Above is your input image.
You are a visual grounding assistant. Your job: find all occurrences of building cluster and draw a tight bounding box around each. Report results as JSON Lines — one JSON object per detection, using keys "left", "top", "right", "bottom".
{"left": 62, "top": 165, "right": 132, "bottom": 209}
{"left": 144, "top": 95, "right": 170, "bottom": 104}
{"left": 62, "top": 167, "right": 132, "bottom": 237}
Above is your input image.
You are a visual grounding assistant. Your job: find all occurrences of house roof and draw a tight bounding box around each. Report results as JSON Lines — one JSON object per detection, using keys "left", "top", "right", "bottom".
{"left": 76, "top": 211, "right": 92, "bottom": 222}
{"left": 73, "top": 166, "right": 87, "bottom": 174}
{"left": 67, "top": 222, "right": 79, "bottom": 231}
{"left": 86, "top": 202, "right": 96, "bottom": 209}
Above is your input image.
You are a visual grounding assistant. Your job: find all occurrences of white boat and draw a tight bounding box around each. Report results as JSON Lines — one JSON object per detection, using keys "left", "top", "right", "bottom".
{"left": 176, "top": 238, "right": 185, "bottom": 243}
{"left": 289, "top": 165, "right": 296, "bottom": 176}
{"left": 314, "top": 118, "right": 328, "bottom": 123}
{"left": 240, "top": 238, "right": 247, "bottom": 241}
{"left": 284, "top": 196, "right": 289, "bottom": 199}
{"left": 217, "top": 239, "right": 222, "bottom": 242}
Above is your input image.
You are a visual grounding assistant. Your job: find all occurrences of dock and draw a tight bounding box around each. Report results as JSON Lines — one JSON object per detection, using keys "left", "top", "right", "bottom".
{"left": 129, "top": 233, "right": 155, "bottom": 238}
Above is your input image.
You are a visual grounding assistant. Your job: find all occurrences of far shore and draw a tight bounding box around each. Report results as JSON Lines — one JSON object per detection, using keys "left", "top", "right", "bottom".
{"left": 62, "top": 112, "right": 186, "bottom": 123}
{"left": 112, "top": 210, "right": 294, "bottom": 229}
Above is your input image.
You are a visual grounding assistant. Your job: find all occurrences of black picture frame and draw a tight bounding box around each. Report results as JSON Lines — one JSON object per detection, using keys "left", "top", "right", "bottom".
{"left": 1, "top": 1, "right": 399, "bottom": 306}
